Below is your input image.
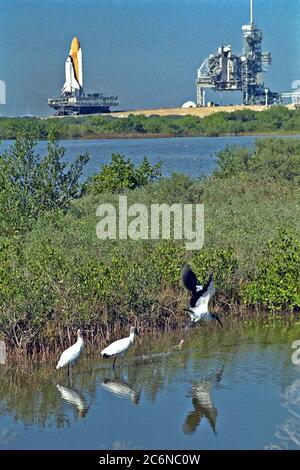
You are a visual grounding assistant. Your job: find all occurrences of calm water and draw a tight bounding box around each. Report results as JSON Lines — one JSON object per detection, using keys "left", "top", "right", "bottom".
{"left": 1, "top": 135, "right": 300, "bottom": 449}
{"left": 1, "top": 135, "right": 299, "bottom": 179}
{"left": 0, "top": 326, "right": 299, "bottom": 450}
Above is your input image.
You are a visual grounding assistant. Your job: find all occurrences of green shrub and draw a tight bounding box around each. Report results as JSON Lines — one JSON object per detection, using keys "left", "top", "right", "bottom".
{"left": 243, "top": 229, "right": 300, "bottom": 310}
{"left": 214, "top": 138, "right": 300, "bottom": 182}
{"left": 250, "top": 138, "right": 300, "bottom": 182}
{"left": 214, "top": 145, "right": 251, "bottom": 178}
{"left": 83, "top": 153, "right": 161, "bottom": 194}
{"left": 0, "top": 133, "right": 89, "bottom": 235}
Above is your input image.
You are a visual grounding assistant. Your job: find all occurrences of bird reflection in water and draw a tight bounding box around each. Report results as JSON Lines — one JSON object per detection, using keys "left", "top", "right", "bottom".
{"left": 101, "top": 374, "right": 141, "bottom": 405}
{"left": 183, "top": 366, "right": 224, "bottom": 436}
{"left": 56, "top": 384, "right": 90, "bottom": 418}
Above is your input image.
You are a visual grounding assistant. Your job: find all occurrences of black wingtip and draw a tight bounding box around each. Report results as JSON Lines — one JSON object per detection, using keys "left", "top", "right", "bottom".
{"left": 182, "top": 265, "right": 201, "bottom": 293}
{"left": 181, "top": 264, "right": 191, "bottom": 277}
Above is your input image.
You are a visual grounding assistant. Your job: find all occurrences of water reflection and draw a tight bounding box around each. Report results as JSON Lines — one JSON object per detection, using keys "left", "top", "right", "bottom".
{"left": 266, "top": 377, "right": 300, "bottom": 450}
{"left": 101, "top": 374, "right": 141, "bottom": 405}
{"left": 0, "top": 361, "right": 97, "bottom": 428}
{"left": 56, "top": 384, "right": 90, "bottom": 417}
{"left": 0, "top": 327, "right": 299, "bottom": 449}
{"left": 183, "top": 366, "right": 224, "bottom": 436}
{"left": 0, "top": 426, "right": 18, "bottom": 445}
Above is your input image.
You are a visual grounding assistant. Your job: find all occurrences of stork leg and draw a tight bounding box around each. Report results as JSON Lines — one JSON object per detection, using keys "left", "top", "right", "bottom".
{"left": 185, "top": 319, "right": 195, "bottom": 334}
{"left": 67, "top": 363, "right": 71, "bottom": 387}
{"left": 178, "top": 320, "right": 195, "bottom": 349}
{"left": 112, "top": 356, "right": 117, "bottom": 370}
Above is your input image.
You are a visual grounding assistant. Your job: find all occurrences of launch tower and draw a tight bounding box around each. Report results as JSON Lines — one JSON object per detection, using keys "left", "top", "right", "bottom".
{"left": 196, "top": 0, "right": 280, "bottom": 106}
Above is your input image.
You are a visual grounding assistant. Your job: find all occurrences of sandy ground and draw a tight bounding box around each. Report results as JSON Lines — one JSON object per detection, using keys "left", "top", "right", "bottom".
{"left": 112, "top": 105, "right": 268, "bottom": 118}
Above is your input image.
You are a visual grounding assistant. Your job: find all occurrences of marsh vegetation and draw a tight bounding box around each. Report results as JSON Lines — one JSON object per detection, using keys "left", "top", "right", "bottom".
{"left": 1, "top": 106, "right": 300, "bottom": 140}
{"left": 0, "top": 132, "right": 300, "bottom": 353}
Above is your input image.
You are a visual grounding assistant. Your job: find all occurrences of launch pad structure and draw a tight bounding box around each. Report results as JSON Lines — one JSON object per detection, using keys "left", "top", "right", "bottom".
{"left": 196, "top": 0, "right": 280, "bottom": 107}
{"left": 48, "top": 93, "right": 118, "bottom": 116}
{"left": 48, "top": 37, "right": 118, "bottom": 116}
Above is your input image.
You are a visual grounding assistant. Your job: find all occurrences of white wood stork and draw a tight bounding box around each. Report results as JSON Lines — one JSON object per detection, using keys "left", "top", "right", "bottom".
{"left": 100, "top": 327, "right": 139, "bottom": 369}
{"left": 182, "top": 266, "right": 223, "bottom": 329}
{"left": 56, "top": 329, "right": 84, "bottom": 377}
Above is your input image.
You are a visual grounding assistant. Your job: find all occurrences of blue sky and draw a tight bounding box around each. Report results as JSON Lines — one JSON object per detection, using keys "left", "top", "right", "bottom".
{"left": 0, "top": 0, "right": 299, "bottom": 116}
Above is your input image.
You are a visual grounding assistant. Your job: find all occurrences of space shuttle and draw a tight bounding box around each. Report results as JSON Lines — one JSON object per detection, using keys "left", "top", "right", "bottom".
{"left": 49, "top": 36, "right": 118, "bottom": 115}
{"left": 61, "top": 37, "right": 83, "bottom": 96}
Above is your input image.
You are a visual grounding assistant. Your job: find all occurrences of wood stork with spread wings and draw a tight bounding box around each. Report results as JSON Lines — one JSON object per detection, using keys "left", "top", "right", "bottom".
{"left": 100, "top": 326, "right": 139, "bottom": 369}
{"left": 182, "top": 266, "right": 223, "bottom": 330}
{"left": 56, "top": 329, "right": 84, "bottom": 377}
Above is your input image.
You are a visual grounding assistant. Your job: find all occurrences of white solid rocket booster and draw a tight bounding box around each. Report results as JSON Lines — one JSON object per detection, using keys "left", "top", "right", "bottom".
{"left": 61, "top": 37, "right": 83, "bottom": 96}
